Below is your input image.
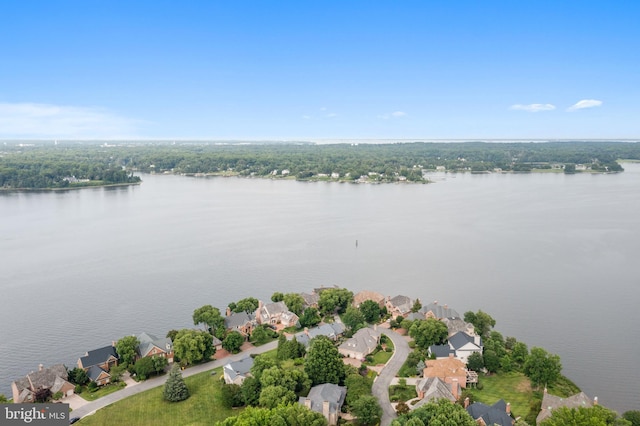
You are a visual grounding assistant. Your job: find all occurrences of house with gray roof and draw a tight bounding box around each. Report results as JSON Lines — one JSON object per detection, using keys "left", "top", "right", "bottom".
{"left": 441, "top": 317, "right": 476, "bottom": 336}
{"left": 338, "top": 327, "right": 380, "bottom": 360}
{"left": 224, "top": 311, "right": 255, "bottom": 337}
{"left": 386, "top": 295, "right": 413, "bottom": 317}
{"left": 223, "top": 356, "right": 254, "bottom": 385}
{"left": 290, "top": 323, "right": 345, "bottom": 347}
{"left": 136, "top": 332, "right": 174, "bottom": 363}
{"left": 77, "top": 344, "right": 119, "bottom": 386}
{"left": 536, "top": 389, "right": 595, "bottom": 425}
{"left": 11, "top": 364, "right": 74, "bottom": 403}
{"left": 466, "top": 400, "right": 514, "bottom": 426}
{"left": 420, "top": 302, "right": 460, "bottom": 320}
{"left": 428, "top": 331, "right": 482, "bottom": 363}
{"left": 299, "top": 383, "right": 346, "bottom": 425}
{"left": 256, "top": 300, "right": 299, "bottom": 328}
{"left": 300, "top": 292, "right": 319, "bottom": 308}
{"left": 413, "top": 377, "right": 460, "bottom": 408}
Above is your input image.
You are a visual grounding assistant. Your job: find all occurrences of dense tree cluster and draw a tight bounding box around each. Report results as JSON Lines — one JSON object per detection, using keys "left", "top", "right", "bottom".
{"left": 3, "top": 140, "right": 635, "bottom": 188}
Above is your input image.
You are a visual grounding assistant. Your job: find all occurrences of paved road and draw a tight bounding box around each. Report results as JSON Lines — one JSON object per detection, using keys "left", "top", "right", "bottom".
{"left": 371, "top": 327, "right": 411, "bottom": 426}
{"left": 72, "top": 341, "right": 278, "bottom": 420}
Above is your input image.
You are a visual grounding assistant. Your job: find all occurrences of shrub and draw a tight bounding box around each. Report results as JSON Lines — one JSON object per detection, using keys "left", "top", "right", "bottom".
{"left": 52, "top": 391, "right": 63, "bottom": 400}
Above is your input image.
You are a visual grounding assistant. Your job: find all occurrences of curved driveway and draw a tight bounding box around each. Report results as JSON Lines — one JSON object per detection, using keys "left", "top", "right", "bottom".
{"left": 71, "top": 340, "right": 278, "bottom": 420}
{"left": 371, "top": 327, "right": 411, "bottom": 426}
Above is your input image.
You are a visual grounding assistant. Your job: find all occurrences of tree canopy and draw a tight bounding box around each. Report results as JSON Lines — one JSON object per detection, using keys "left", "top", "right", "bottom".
{"left": 318, "top": 288, "right": 353, "bottom": 315}
{"left": 192, "top": 305, "right": 225, "bottom": 337}
{"left": 163, "top": 365, "right": 190, "bottom": 402}
{"left": 305, "top": 336, "right": 345, "bottom": 385}
{"left": 540, "top": 405, "right": 631, "bottom": 426}
{"left": 173, "top": 329, "right": 215, "bottom": 365}
{"left": 463, "top": 310, "right": 496, "bottom": 338}
{"left": 408, "top": 319, "right": 449, "bottom": 350}
{"left": 523, "top": 347, "right": 562, "bottom": 388}
{"left": 392, "top": 399, "right": 476, "bottom": 426}
{"left": 115, "top": 335, "right": 140, "bottom": 367}
{"left": 217, "top": 404, "right": 328, "bottom": 426}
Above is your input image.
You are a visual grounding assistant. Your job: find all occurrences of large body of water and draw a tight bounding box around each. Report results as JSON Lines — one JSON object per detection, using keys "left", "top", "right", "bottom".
{"left": 1, "top": 166, "right": 639, "bottom": 414}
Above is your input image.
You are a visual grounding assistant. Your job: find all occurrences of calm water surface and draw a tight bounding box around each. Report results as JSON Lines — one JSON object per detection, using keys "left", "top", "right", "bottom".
{"left": 1, "top": 166, "right": 639, "bottom": 413}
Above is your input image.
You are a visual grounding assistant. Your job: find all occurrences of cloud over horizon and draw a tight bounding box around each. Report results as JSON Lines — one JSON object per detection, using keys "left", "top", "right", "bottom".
{"left": 509, "top": 103, "right": 556, "bottom": 112}
{"left": 0, "top": 102, "right": 141, "bottom": 138}
{"left": 567, "top": 99, "right": 603, "bottom": 112}
{"left": 378, "top": 111, "right": 407, "bottom": 120}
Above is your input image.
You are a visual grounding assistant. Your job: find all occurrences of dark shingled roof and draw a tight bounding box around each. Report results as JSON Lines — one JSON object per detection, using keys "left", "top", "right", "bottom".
{"left": 80, "top": 345, "right": 118, "bottom": 368}
{"left": 467, "top": 400, "right": 513, "bottom": 426}
{"left": 429, "top": 344, "right": 454, "bottom": 358}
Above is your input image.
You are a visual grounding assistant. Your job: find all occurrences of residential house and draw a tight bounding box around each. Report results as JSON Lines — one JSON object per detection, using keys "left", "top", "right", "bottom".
{"left": 429, "top": 331, "right": 483, "bottom": 364}
{"left": 136, "top": 332, "right": 174, "bottom": 363}
{"left": 441, "top": 317, "right": 476, "bottom": 337}
{"left": 290, "top": 323, "right": 345, "bottom": 347}
{"left": 256, "top": 301, "right": 299, "bottom": 328}
{"left": 299, "top": 383, "right": 346, "bottom": 426}
{"left": 422, "top": 357, "right": 469, "bottom": 389}
{"left": 466, "top": 399, "right": 514, "bottom": 426}
{"left": 300, "top": 292, "right": 319, "bottom": 309}
{"left": 536, "top": 389, "right": 595, "bottom": 425}
{"left": 386, "top": 295, "right": 413, "bottom": 317}
{"left": 222, "top": 357, "right": 254, "bottom": 385}
{"left": 77, "top": 344, "right": 119, "bottom": 386}
{"left": 224, "top": 311, "right": 255, "bottom": 337}
{"left": 352, "top": 290, "right": 385, "bottom": 308}
{"left": 338, "top": 327, "right": 380, "bottom": 360}
{"left": 212, "top": 336, "right": 223, "bottom": 351}
{"left": 413, "top": 377, "right": 460, "bottom": 409}
{"left": 11, "top": 364, "right": 74, "bottom": 403}
{"left": 420, "top": 301, "right": 460, "bottom": 320}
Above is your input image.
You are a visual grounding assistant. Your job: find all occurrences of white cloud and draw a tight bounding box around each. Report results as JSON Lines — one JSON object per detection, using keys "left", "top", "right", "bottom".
{"left": 302, "top": 115, "right": 312, "bottom": 119}
{"left": 509, "top": 103, "right": 556, "bottom": 112}
{"left": 567, "top": 99, "right": 603, "bottom": 112}
{"left": 0, "top": 102, "right": 141, "bottom": 138}
{"left": 378, "top": 111, "right": 407, "bottom": 120}
{"left": 326, "top": 113, "right": 337, "bottom": 118}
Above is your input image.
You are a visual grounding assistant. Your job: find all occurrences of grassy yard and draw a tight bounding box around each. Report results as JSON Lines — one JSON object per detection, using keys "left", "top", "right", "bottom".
{"left": 389, "top": 383, "right": 417, "bottom": 402}
{"left": 467, "top": 372, "right": 533, "bottom": 420}
{"left": 77, "top": 368, "right": 238, "bottom": 425}
{"left": 78, "top": 382, "right": 126, "bottom": 401}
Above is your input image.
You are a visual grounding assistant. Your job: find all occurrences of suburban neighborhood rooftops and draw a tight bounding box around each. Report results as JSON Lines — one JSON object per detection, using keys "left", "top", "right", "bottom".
{"left": 79, "top": 345, "right": 118, "bottom": 368}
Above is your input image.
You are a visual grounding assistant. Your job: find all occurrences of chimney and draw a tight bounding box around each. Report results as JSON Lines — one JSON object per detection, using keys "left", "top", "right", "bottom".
{"left": 506, "top": 402, "right": 511, "bottom": 414}
{"left": 226, "top": 307, "right": 231, "bottom": 316}
{"left": 38, "top": 364, "right": 44, "bottom": 371}
{"left": 258, "top": 300, "right": 264, "bottom": 309}
{"left": 451, "top": 378, "right": 459, "bottom": 400}
{"left": 304, "top": 327, "right": 309, "bottom": 336}
{"left": 322, "top": 401, "right": 330, "bottom": 418}
{"left": 593, "top": 396, "right": 598, "bottom": 406}
{"left": 464, "top": 397, "right": 470, "bottom": 408}
{"left": 112, "top": 341, "right": 116, "bottom": 347}
{"left": 543, "top": 387, "right": 548, "bottom": 394}
{"left": 304, "top": 398, "right": 312, "bottom": 409}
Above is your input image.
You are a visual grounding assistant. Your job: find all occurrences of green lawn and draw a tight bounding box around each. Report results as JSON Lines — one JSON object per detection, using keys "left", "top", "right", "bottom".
{"left": 467, "top": 372, "right": 533, "bottom": 420}
{"left": 78, "top": 368, "right": 239, "bottom": 426}
{"left": 389, "top": 384, "right": 417, "bottom": 402}
{"left": 78, "top": 382, "right": 126, "bottom": 401}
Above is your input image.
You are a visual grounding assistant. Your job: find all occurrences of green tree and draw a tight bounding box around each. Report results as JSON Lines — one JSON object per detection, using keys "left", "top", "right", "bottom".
{"left": 163, "top": 365, "right": 190, "bottom": 402}
{"left": 466, "top": 352, "right": 484, "bottom": 372}
{"left": 392, "top": 398, "right": 475, "bottom": 426}
{"left": 192, "top": 305, "right": 225, "bottom": 338}
{"left": 250, "top": 354, "right": 277, "bottom": 381}
{"left": 512, "top": 342, "right": 529, "bottom": 366}
{"left": 343, "top": 306, "right": 366, "bottom": 331}
{"left": 240, "top": 376, "right": 261, "bottom": 406}
{"left": 359, "top": 300, "right": 381, "bottom": 323}
{"left": 299, "top": 307, "right": 321, "bottom": 327}
{"left": 0, "top": 394, "right": 7, "bottom": 403}
{"left": 220, "top": 383, "right": 245, "bottom": 408}
{"left": 305, "top": 336, "right": 345, "bottom": 385}
{"left": 133, "top": 356, "right": 155, "bottom": 380}
{"left": 218, "top": 404, "right": 328, "bottom": 426}
{"left": 233, "top": 297, "right": 260, "bottom": 313}
{"left": 166, "top": 329, "right": 179, "bottom": 341}
{"left": 344, "top": 373, "right": 373, "bottom": 409}
{"left": 541, "top": 405, "right": 629, "bottom": 426}
{"left": 408, "top": 319, "right": 448, "bottom": 350}
{"left": 463, "top": 310, "right": 496, "bottom": 338}
{"left": 318, "top": 288, "right": 354, "bottom": 315}
{"left": 259, "top": 385, "right": 297, "bottom": 408}
{"left": 252, "top": 325, "right": 272, "bottom": 345}
{"left": 108, "top": 364, "right": 127, "bottom": 382}
{"left": 411, "top": 298, "right": 422, "bottom": 313}
{"left": 115, "top": 335, "right": 140, "bottom": 367}
{"left": 283, "top": 293, "right": 305, "bottom": 316}
{"left": 483, "top": 349, "right": 500, "bottom": 373}
{"left": 271, "top": 292, "right": 284, "bottom": 302}
{"left": 623, "top": 411, "right": 640, "bottom": 426}
{"left": 173, "top": 329, "right": 214, "bottom": 365}
{"left": 223, "top": 331, "right": 245, "bottom": 353}
{"left": 152, "top": 355, "right": 168, "bottom": 374}
{"left": 523, "top": 347, "right": 562, "bottom": 388}
{"left": 352, "top": 395, "right": 382, "bottom": 425}
{"left": 68, "top": 367, "right": 89, "bottom": 385}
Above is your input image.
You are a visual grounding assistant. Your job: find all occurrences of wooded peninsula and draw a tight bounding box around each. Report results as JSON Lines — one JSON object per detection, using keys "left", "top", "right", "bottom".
{"left": 2, "top": 140, "right": 639, "bottom": 189}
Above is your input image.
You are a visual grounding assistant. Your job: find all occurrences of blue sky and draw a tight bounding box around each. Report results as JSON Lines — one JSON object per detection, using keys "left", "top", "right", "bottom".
{"left": 0, "top": 1, "right": 638, "bottom": 140}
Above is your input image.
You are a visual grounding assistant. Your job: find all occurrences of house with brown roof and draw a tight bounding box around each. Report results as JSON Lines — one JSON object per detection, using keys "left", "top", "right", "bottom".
{"left": 536, "top": 389, "right": 595, "bottom": 424}
{"left": 11, "top": 364, "right": 74, "bottom": 403}
{"left": 300, "top": 292, "right": 320, "bottom": 308}
{"left": 352, "top": 291, "right": 385, "bottom": 308}
{"left": 386, "top": 295, "right": 413, "bottom": 317}
{"left": 413, "top": 377, "right": 460, "bottom": 408}
{"left": 422, "top": 357, "right": 469, "bottom": 389}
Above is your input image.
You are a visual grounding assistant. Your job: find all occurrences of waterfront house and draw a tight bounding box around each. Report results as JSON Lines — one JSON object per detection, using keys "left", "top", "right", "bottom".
{"left": 429, "top": 331, "right": 483, "bottom": 364}
{"left": 256, "top": 301, "right": 299, "bottom": 328}
{"left": 413, "top": 377, "right": 459, "bottom": 408}
{"left": 422, "top": 357, "right": 469, "bottom": 389}
{"left": 11, "top": 364, "right": 74, "bottom": 403}
{"left": 224, "top": 311, "right": 256, "bottom": 337}
{"left": 352, "top": 290, "right": 385, "bottom": 308}
{"left": 386, "top": 295, "right": 413, "bottom": 317}
{"left": 136, "top": 332, "right": 174, "bottom": 363}
{"left": 338, "top": 327, "right": 380, "bottom": 360}
{"left": 466, "top": 400, "right": 514, "bottom": 426}
{"left": 420, "top": 301, "right": 460, "bottom": 320}
{"left": 300, "top": 292, "right": 320, "bottom": 309}
{"left": 289, "top": 323, "right": 345, "bottom": 347}
{"left": 299, "top": 383, "right": 346, "bottom": 426}
{"left": 222, "top": 357, "right": 254, "bottom": 385}
{"left": 77, "top": 344, "right": 119, "bottom": 386}
{"left": 536, "top": 389, "right": 595, "bottom": 424}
